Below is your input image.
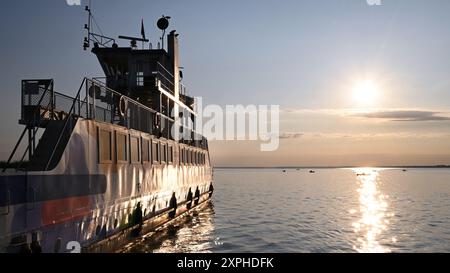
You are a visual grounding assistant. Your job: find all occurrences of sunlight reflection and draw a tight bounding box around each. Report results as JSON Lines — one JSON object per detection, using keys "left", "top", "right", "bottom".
{"left": 153, "top": 205, "right": 216, "bottom": 253}
{"left": 351, "top": 168, "right": 390, "bottom": 253}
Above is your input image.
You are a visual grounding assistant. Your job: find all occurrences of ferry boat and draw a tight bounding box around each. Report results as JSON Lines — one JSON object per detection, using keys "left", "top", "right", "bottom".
{"left": 0, "top": 10, "right": 213, "bottom": 253}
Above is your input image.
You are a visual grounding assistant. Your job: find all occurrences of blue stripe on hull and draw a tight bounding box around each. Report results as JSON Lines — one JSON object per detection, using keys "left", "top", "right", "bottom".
{"left": 0, "top": 175, "right": 107, "bottom": 206}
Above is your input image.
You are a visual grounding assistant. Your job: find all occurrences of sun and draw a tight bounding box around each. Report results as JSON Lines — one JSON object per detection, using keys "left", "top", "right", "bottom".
{"left": 352, "top": 80, "right": 379, "bottom": 106}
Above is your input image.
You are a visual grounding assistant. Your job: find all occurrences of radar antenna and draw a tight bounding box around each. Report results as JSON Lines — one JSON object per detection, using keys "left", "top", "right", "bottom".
{"left": 157, "top": 15, "right": 171, "bottom": 50}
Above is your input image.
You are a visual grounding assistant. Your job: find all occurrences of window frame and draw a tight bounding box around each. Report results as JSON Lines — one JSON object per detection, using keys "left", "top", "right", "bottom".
{"left": 160, "top": 142, "right": 167, "bottom": 164}
{"left": 98, "top": 127, "right": 113, "bottom": 164}
{"left": 130, "top": 135, "right": 141, "bottom": 164}
{"left": 141, "top": 137, "right": 150, "bottom": 163}
{"left": 152, "top": 140, "right": 160, "bottom": 164}
{"left": 115, "top": 131, "right": 128, "bottom": 164}
{"left": 168, "top": 145, "right": 173, "bottom": 163}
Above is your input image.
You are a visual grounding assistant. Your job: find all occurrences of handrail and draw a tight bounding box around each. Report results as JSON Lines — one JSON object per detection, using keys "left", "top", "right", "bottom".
{"left": 45, "top": 78, "right": 87, "bottom": 171}
{"left": 156, "top": 61, "right": 174, "bottom": 78}
{"left": 89, "top": 78, "right": 174, "bottom": 122}
{"left": 90, "top": 78, "right": 156, "bottom": 112}
{"left": 2, "top": 80, "right": 54, "bottom": 172}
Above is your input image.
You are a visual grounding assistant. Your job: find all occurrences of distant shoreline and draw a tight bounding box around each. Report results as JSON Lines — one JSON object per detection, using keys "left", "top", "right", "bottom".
{"left": 214, "top": 165, "right": 450, "bottom": 169}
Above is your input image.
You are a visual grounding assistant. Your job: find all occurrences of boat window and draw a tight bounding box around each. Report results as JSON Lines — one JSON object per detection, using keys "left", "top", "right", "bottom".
{"left": 130, "top": 136, "right": 140, "bottom": 163}
{"left": 180, "top": 147, "right": 184, "bottom": 164}
{"left": 142, "top": 138, "right": 150, "bottom": 163}
{"left": 116, "top": 132, "right": 128, "bottom": 163}
{"left": 98, "top": 128, "right": 112, "bottom": 163}
{"left": 152, "top": 141, "right": 159, "bottom": 163}
{"left": 168, "top": 145, "right": 173, "bottom": 163}
{"left": 161, "top": 143, "right": 167, "bottom": 163}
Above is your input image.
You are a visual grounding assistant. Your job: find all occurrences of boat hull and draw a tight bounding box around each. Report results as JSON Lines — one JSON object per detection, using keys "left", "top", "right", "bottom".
{"left": 0, "top": 118, "right": 213, "bottom": 253}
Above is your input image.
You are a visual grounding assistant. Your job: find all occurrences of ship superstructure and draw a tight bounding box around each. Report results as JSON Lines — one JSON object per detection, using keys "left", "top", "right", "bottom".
{"left": 0, "top": 9, "right": 213, "bottom": 253}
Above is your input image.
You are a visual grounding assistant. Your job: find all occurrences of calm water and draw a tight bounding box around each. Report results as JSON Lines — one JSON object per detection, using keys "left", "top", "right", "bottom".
{"left": 123, "top": 168, "right": 450, "bottom": 253}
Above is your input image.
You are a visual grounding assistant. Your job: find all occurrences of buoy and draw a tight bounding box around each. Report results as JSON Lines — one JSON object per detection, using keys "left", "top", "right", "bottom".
{"left": 119, "top": 96, "right": 128, "bottom": 117}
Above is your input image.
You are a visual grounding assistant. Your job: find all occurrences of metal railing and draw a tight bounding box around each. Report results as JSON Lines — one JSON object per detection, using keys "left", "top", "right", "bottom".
{"left": 5, "top": 77, "right": 209, "bottom": 172}
{"left": 86, "top": 78, "right": 208, "bottom": 149}
{"left": 90, "top": 79, "right": 208, "bottom": 148}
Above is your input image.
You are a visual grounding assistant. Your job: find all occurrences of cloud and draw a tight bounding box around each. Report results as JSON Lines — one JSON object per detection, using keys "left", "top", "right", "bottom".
{"left": 279, "top": 132, "right": 304, "bottom": 139}
{"left": 279, "top": 132, "right": 450, "bottom": 140}
{"left": 282, "top": 108, "right": 450, "bottom": 122}
{"left": 352, "top": 110, "right": 450, "bottom": 122}
{"left": 66, "top": 0, "right": 81, "bottom": 6}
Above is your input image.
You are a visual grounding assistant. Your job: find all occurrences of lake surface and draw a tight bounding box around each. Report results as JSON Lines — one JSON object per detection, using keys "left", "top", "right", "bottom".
{"left": 123, "top": 168, "right": 450, "bottom": 253}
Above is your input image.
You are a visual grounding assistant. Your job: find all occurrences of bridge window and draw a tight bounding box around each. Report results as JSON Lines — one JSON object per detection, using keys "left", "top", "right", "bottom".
{"left": 98, "top": 128, "right": 112, "bottom": 163}
{"left": 130, "top": 136, "right": 140, "bottom": 163}
{"left": 116, "top": 132, "right": 128, "bottom": 163}
{"left": 142, "top": 138, "right": 150, "bottom": 163}
{"left": 137, "top": 71, "right": 144, "bottom": 86}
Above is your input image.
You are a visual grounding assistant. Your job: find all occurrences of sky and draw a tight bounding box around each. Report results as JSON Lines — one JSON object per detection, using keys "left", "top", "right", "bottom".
{"left": 0, "top": 0, "right": 450, "bottom": 167}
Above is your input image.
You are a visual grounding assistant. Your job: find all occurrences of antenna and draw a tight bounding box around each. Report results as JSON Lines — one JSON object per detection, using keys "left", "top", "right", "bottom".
{"left": 118, "top": 35, "right": 149, "bottom": 48}
{"left": 157, "top": 15, "right": 171, "bottom": 50}
{"left": 118, "top": 20, "right": 150, "bottom": 49}
{"left": 83, "top": 0, "right": 116, "bottom": 50}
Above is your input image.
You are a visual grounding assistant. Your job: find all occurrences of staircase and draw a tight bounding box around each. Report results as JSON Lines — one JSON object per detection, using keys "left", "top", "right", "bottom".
{"left": 3, "top": 79, "right": 86, "bottom": 173}
{"left": 26, "top": 116, "right": 78, "bottom": 171}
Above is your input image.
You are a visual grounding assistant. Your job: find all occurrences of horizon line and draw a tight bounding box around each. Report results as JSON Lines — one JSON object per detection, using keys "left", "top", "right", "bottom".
{"left": 213, "top": 165, "right": 450, "bottom": 169}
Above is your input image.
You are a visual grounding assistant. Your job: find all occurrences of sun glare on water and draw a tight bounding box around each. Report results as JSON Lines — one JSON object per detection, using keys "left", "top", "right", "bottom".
{"left": 351, "top": 168, "right": 394, "bottom": 253}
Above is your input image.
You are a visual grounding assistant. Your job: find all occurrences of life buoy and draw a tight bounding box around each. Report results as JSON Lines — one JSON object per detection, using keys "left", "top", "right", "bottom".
{"left": 153, "top": 114, "right": 161, "bottom": 129}
{"left": 119, "top": 96, "right": 128, "bottom": 117}
{"left": 153, "top": 114, "right": 163, "bottom": 138}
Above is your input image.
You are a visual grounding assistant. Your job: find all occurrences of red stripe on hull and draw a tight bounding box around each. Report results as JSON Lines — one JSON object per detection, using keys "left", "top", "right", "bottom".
{"left": 41, "top": 196, "right": 91, "bottom": 226}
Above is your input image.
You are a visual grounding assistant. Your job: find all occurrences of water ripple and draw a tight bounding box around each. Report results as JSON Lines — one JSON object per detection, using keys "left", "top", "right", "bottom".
{"left": 124, "top": 168, "right": 450, "bottom": 253}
